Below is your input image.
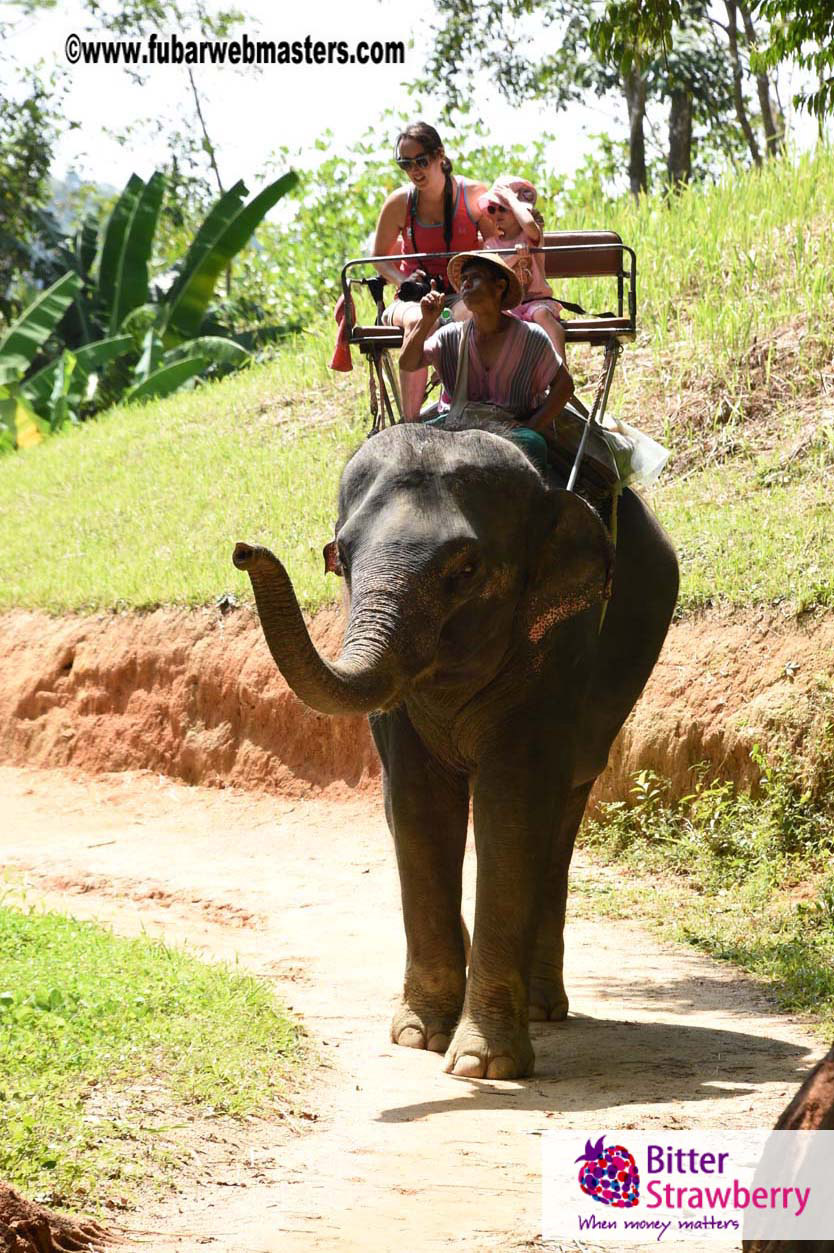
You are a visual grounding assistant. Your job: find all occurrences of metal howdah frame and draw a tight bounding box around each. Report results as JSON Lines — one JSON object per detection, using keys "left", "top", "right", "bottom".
{"left": 339, "top": 240, "right": 637, "bottom": 341}
{"left": 339, "top": 239, "right": 636, "bottom": 491}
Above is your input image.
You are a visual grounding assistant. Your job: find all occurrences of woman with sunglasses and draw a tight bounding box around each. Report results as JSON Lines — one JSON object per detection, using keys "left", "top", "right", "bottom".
{"left": 372, "top": 122, "right": 488, "bottom": 419}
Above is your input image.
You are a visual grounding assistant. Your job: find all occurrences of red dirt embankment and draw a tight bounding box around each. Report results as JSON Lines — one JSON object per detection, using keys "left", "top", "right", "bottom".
{"left": 0, "top": 604, "right": 831, "bottom": 802}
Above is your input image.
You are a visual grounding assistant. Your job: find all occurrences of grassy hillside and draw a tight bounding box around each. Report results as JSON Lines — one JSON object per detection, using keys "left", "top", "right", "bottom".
{"left": 0, "top": 147, "right": 832, "bottom": 615}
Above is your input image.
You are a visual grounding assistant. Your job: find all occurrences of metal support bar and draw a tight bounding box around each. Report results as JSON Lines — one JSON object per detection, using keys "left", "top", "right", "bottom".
{"left": 566, "top": 339, "right": 622, "bottom": 493}
{"left": 369, "top": 347, "right": 397, "bottom": 434}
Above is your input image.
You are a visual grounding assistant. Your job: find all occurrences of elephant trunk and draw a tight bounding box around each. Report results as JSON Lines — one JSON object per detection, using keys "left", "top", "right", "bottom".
{"left": 232, "top": 542, "right": 399, "bottom": 716}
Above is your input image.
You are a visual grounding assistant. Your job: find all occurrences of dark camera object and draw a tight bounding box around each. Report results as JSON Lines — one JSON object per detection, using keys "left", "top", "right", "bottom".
{"left": 398, "top": 271, "right": 444, "bottom": 303}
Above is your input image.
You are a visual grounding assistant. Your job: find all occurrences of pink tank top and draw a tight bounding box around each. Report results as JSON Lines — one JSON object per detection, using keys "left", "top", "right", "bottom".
{"left": 400, "top": 178, "right": 480, "bottom": 283}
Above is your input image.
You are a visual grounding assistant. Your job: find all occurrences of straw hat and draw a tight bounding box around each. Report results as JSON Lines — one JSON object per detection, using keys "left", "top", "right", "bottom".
{"left": 446, "top": 250, "right": 523, "bottom": 310}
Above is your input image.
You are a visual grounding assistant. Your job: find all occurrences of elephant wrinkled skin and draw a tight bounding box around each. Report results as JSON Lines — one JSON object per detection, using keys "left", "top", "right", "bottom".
{"left": 233, "top": 418, "right": 678, "bottom": 1080}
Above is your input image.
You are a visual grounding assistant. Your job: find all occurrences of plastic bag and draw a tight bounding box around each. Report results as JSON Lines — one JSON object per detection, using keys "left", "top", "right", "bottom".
{"left": 600, "top": 415, "right": 670, "bottom": 488}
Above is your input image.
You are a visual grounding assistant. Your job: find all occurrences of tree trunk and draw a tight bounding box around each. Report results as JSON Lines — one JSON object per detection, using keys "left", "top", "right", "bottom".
{"left": 667, "top": 88, "right": 693, "bottom": 188}
{"left": 737, "top": 0, "right": 783, "bottom": 156}
{"left": 724, "top": 0, "right": 761, "bottom": 166}
{"left": 624, "top": 69, "right": 647, "bottom": 199}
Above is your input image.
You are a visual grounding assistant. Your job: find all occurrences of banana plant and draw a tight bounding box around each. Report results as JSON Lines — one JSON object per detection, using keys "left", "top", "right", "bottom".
{"left": 125, "top": 333, "right": 250, "bottom": 403}
{"left": 21, "top": 334, "right": 134, "bottom": 426}
{"left": 0, "top": 273, "right": 82, "bottom": 450}
{"left": 161, "top": 172, "right": 298, "bottom": 345}
{"left": 98, "top": 171, "right": 166, "bottom": 334}
{"left": 1, "top": 166, "right": 298, "bottom": 450}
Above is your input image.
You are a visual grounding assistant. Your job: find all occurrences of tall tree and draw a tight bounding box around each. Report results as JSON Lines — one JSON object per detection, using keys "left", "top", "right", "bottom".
{"left": 737, "top": 0, "right": 782, "bottom": 154}
{"left": 420, "top": 0, "right": 755, "bottom": 198}
{"left": 594, "top": 0, "right": 833, "bottom": 122}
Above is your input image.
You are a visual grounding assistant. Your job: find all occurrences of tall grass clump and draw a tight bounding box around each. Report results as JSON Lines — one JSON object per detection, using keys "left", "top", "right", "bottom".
{"left": 580, "top": 749, "right": 834, "bottom": 1030}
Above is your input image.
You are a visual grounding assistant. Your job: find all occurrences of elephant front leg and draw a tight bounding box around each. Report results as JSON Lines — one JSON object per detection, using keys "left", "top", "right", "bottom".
{"left": 529, "top": 781, "right": 593, "bottom": 1023}
{"left": 371, "top": 709, "right": 469, "bottom": 1054}
{"left": 445, "top": 743, "right": 567, "bottom": 1080}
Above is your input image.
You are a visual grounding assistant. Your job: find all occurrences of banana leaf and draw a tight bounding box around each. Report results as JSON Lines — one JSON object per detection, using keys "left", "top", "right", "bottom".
{"left": 22, "top": 335, "right": 133, "bottom": 414}
{"left": 48, "top": 351, "right": 77, "bottom": 431}
{"left": 164, "top": 179, "right": 247, "bottom": 308}
{"left": 97, "top": 174, "right": 144, "bottom": 324}
{"left": 0, "top": 272, "right": 82, "bottom": 386}
{"left": 125, "top": 357, "right": 205, "bottom": 404}
{"left": 110, "top": 171, "right": 166, "bottom": 333}
{"left": 76, "top": 211, "right": 99, "bottom": 279}
{"left": 162, "top": 336, "right": 250, "bottom": 370}
{"left": 0, "top": 388, "right": 49, "bottom": 450}
{"left": 120, "top": 303, "right": 160, "bottom": 346}
{"left": 134, "top": 329, "right": 164, "bottom": 383}
{"left": 163, "top": 171, "right": 298, "bottom": 344}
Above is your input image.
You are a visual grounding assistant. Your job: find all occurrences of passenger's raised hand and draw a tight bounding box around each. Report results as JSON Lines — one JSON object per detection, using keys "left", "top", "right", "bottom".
{"left": 419, "top": 281, "right": 445, "bottom": 325}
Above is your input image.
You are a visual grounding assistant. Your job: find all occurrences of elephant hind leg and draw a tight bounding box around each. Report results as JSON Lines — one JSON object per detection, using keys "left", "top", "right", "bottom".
{"left": 529, "top": 781, "right": 593, "bottom": 1023}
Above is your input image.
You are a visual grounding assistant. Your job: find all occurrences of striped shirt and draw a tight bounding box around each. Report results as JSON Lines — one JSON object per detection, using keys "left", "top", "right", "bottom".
{"left": 421, "top": 318, "right": 561, "bottom": 418}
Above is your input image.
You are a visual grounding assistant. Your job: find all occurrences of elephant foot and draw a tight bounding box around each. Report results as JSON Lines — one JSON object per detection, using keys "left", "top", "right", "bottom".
{"left": 528, "top": 976, "right": 569, "bottom": 1023}
{"left": 443, "top": 1014, "right": 534, "bottom": 1080}
{"left": 391, "top": 998, "right": 461, "bottom": 1054}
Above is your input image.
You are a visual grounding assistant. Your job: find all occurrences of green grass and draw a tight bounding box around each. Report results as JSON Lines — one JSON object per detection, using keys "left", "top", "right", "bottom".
{"left": 558, "top": 146, "right": 834, "bottom": 392}
{"left": 1, "top": 148, "right": 833, "bottom": 615}
{"left": 0, "top": 335, "right": 366, "bottom": 612}
{"left": 576, "top": 752, "right": 834, "bottom": 1037}
{"left": 0, "top": 900, "right": 302, "bottom": 1207}
{"left": 655, "top": 419, "right": 834, "bottom": 612}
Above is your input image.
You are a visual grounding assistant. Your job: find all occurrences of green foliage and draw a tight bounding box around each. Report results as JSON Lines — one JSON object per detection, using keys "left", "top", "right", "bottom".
{"left": 418, "top": 0, "right": 772, "bottom": 188}
{"left": 580, "top": 748, "right": 834, "bottom": 1032}
{"left": 759, "top": 0, "right": 834, "bottom": 119}
{"left": 0, "top": 900, "right": 301, "bottom": 1205}
{"left": 584, "top": 750, "right": 833, "bottom": 876}
{"left": 0, "top": 274, "right": 82, "bottom": 450}
{"left": 4, "top": 167, "right": 298, "bottom": 450}
{"left": 163, "top": 172, "right": 297, "bottom": 344}
{"left": 0, "top": 75, "right": 64, "bottom": 322}
{"left": 1, "top": 145, "right": 833, "bottom": 611}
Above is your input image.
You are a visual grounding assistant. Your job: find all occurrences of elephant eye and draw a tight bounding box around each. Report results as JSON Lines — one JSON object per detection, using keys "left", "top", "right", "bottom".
{"left": 446, "top": 557, "right": 480, "bottom": 592}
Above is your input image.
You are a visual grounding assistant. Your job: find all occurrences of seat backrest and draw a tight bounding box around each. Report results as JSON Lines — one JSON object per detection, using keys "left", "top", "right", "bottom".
{"left": 542, "top": 230, "right": 624, "bottom": 279}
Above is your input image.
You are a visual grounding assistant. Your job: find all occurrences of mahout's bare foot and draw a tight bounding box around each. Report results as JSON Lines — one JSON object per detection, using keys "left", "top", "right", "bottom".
{"left": 443, "top": 1013, "right": 534, "bottom": 1080}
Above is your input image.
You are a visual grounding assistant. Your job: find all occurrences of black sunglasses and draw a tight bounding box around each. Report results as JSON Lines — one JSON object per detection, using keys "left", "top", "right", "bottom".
{"left": 396, "top": 153, "right": 432, "bottom": 172}
{"left": 486, "top": 204, "right": 508, "bottom": 214}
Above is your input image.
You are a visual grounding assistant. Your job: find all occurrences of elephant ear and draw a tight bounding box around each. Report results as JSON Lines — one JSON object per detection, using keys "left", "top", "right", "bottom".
{"left": 524, "top": 490, "right": 615, "bottom": 645}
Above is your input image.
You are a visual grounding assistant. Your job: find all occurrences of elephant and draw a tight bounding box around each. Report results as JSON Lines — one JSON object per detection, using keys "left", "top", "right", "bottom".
{"left": 743, "top": 1042, "right": 834, "bottom": 1253}
{"left": 233, "top": 414, "right": 678, "bottom": 1080}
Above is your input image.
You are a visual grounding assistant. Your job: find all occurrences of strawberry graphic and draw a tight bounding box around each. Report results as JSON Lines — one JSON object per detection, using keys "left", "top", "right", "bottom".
{"left": 576, "top": 1136, "right": 640, "bottom": 1208}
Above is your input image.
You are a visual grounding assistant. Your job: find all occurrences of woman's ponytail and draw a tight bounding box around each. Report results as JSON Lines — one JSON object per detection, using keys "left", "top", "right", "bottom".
{"left": 441, "top": 156, "right": 454, "bottom": 252}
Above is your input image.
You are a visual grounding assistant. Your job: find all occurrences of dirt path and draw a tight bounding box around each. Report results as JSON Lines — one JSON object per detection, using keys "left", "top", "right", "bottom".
{"left": 1, "top": 765, "right": 826, "bottom": 1252}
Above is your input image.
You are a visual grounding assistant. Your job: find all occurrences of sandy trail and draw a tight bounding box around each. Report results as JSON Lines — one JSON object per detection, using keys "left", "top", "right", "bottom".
{"left": 0, "top": 764, "right": 825, "bottom": 1252}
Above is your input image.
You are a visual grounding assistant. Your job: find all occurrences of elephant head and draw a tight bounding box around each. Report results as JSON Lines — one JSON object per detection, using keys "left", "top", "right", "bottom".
{"left": 233, "top": 423, "right": 614, "bottom": 715}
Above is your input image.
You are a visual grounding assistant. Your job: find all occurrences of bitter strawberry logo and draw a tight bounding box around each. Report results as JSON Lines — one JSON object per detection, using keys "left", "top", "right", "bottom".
{"left": 576, "top": 1136, "right": 640, "bottom": 1208}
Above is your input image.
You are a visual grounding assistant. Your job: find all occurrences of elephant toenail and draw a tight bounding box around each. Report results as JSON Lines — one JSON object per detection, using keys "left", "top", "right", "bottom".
{"left": 396, "top": 1026, "right": 426, "bottom": 1049}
